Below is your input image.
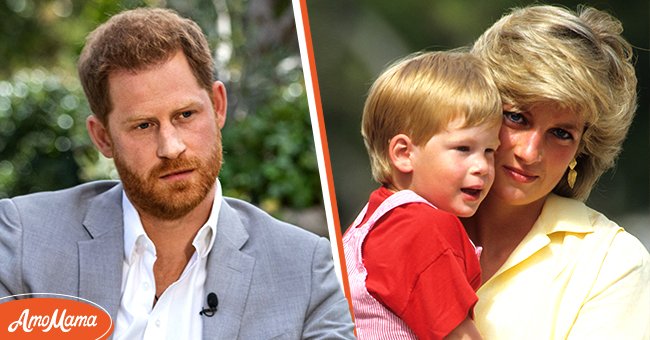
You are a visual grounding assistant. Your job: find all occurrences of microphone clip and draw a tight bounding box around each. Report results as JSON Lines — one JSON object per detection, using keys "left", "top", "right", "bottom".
{"left": 199, "top": 292, "right": 218, "bottom": 317}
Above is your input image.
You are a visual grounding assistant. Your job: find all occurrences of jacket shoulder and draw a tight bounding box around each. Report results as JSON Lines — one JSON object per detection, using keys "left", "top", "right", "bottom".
{"left": 2, "top": 180, "right": 121, "bottom": 233}
{"left": 11, "top": 180, "right": 120, "bottom": 206}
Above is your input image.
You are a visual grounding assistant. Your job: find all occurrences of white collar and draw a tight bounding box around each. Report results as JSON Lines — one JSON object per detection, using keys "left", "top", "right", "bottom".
{"left": 122, "top": 179, "right": 223, "bottom": 264}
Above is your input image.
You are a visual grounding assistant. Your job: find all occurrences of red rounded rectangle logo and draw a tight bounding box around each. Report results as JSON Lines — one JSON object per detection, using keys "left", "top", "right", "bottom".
{"left": 0, "top": 294, "right": 113, "bottom": 339}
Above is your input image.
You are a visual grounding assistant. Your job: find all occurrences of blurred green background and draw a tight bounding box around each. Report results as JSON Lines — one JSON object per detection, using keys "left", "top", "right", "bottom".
{"left": 307, "top": 0, "right": 650, "bottom": 248}
{"left": 0, "top": 0, "right": 328, "bottom": 236}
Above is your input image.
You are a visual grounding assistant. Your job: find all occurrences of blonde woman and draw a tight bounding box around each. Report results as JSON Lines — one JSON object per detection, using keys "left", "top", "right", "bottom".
{"left": 462, "top": 5, "right": 650, "bottom": 339}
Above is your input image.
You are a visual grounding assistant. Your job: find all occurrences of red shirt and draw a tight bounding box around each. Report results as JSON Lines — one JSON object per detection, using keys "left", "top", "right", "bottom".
{"left": 358, "top": 187, "right": 481, "bottom": 339}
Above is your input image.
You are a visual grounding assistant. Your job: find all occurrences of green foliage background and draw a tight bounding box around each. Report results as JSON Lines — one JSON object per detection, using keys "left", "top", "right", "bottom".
{"left": 0, "top": 0, "right": 323, "bottom": 225}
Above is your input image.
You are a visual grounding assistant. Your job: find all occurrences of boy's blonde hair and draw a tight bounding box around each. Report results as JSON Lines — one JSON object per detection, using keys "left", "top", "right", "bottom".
{"left": 471, "top": 5, "right": 637, "bottom": 201}
{"left": 362, "top": 51, "right": 502, "bottom": 186}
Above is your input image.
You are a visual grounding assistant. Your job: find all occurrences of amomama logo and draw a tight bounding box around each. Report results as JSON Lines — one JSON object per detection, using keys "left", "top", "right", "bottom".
{"left": 0, "top": 293, "right": 113, "bottom": 339}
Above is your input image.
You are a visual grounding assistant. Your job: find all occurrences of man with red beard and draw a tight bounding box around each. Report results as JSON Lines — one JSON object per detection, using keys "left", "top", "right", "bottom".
{"left": 0, "top": 7, "right": 354, "bottom": 339}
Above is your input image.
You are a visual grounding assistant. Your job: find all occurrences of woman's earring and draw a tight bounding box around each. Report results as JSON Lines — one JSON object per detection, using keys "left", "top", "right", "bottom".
{"left": 567, "top": 159, "right": 577, "bottom": 189}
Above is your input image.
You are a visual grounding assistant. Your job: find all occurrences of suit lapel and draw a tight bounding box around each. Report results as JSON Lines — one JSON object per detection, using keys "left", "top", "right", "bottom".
{"left": 73, "top": 185, "right": 257, "bottom": 336}
{"left": 202, "top": 199, "right": 255, "bottom": 339}
{"left": 78, "top": 183, "right": 124, "bottom": 322}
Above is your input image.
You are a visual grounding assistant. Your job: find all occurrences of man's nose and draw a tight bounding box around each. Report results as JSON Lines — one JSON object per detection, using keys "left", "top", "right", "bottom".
{"left": 157, "top": 124, "right": 186, "bottom": 159}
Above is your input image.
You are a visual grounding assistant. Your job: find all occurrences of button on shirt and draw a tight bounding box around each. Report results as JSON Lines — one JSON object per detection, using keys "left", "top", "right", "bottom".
{"left": 113, "top": 181, "right": 222, "bottom": 340}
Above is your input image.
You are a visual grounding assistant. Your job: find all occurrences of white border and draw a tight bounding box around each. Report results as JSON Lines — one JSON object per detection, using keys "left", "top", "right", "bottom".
{"left": 290, "top": 0, "right": 343, "bottom": 287}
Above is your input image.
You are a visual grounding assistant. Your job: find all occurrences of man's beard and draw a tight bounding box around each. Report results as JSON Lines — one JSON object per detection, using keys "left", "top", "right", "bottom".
{"left": 114, "top": 140, "right": 222, "bottom": 221}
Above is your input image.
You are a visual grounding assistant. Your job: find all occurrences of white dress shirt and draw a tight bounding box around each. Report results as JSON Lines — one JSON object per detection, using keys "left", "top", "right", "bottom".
{"left": 113, "top": 180, "right": 222, "bottom": 340}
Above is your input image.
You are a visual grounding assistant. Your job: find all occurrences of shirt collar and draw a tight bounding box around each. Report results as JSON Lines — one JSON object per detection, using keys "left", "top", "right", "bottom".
{"left": 122, "top": 179, "right": 223, "bottom": 264}
{"left": 194, "top": 179, "right": 222, "bottom": 258}
{"left": 534, "top": 193, "right": 594, "bottom": 235}
{"left": 484, "top": 194, "right": 596, "bottom": 280}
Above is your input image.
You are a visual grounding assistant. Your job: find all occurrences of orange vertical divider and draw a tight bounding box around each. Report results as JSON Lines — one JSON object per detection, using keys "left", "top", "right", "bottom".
{"left": 296, "top": 0, "right": 354, "bottom": 320}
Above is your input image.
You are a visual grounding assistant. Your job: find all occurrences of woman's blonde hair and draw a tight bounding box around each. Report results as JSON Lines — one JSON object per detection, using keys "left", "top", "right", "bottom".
{"left": 362, "top": 51, "right": 501, "bottom": 186}
{"left": 472, "top": 5, "right": 637, "bottom": 201}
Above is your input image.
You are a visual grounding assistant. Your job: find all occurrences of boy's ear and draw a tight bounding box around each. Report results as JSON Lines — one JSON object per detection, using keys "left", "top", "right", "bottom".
{"left": 388, "top": 134, "right": 414, "bottom": 174}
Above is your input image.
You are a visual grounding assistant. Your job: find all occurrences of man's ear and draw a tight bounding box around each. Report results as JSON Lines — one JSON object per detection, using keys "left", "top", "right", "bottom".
{"left": 86, "top": 115, "right": 114, "bottom": 158}
{"left": 388, "top": 134, "right": 414, "bottom": 174}
{"left": 212, "top": 81, "right": 227, "bottom": 129}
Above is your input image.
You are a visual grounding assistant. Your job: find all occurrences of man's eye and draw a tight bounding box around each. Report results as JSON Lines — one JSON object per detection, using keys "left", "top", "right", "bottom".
{"left": 180, "top": 111, "right": 193, "bottom": 118}
{"left": 455, "top": 146, "right": 470, "bottom": 152}
{"left": 137, "top": 122, "right": 151, "bottom": 130}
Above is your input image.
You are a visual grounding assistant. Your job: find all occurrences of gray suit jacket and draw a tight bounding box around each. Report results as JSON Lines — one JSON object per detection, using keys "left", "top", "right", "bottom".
{"left": 0, "top": 181, "right": 354, "bottom": 339}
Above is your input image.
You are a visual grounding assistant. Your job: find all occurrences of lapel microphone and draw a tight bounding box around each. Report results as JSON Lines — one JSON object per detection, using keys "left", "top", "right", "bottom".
{"left": 199, "top": 292, "right": 218, "bottom": 317}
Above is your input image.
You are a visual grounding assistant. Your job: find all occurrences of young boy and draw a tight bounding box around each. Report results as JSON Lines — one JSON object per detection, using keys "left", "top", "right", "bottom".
{"left": 343, "top": 51, "right": 502, "bottom": 339}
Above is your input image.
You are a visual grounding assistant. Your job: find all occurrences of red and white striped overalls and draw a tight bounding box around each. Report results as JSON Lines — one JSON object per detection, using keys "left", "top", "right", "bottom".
{"left": 343, "top": 190, "right": 430, "bottom": 339}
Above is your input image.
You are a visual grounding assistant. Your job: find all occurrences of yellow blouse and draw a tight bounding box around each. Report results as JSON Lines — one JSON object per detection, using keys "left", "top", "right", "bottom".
{"left": 475, "top": 194, "right": 650, "bottom": 339}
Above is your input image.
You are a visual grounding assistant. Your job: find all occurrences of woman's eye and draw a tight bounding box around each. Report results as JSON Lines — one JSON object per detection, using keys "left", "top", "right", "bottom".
{"left": 455, "top": 146, "right": 470, "bottom": 152}
{"left": 551, "top": 128, "right": 573, "bottom": 140}
{"left": 503, "top": 111, "right": 525, "bottom": 125}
